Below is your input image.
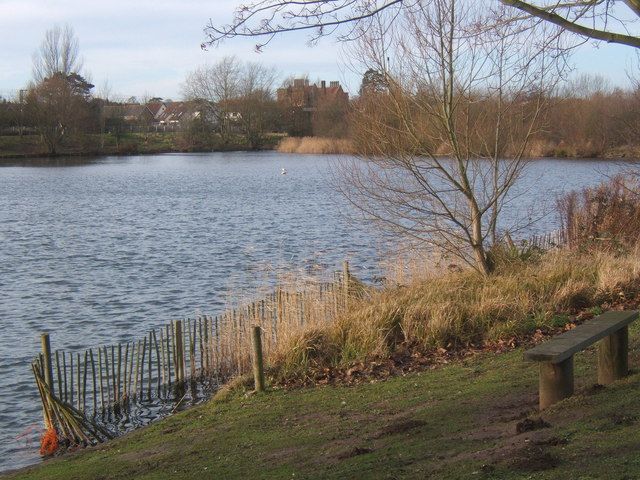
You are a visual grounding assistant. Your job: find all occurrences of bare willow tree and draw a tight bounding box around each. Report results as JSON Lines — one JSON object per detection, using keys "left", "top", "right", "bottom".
{"left": 32, "top": 25, "right": 84, "bottom": 83}
{"left": 203, "top": 0, "right": 640, "bottom": 50}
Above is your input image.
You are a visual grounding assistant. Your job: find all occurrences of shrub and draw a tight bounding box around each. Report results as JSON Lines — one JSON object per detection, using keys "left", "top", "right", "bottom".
{"left": 557, "top": 174, "right": 640, "bottom": 251}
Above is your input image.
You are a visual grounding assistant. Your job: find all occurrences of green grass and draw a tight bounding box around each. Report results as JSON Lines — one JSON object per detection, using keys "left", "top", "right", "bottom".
{"left": 7, "top": 323, "right": 640, "bottom": 479}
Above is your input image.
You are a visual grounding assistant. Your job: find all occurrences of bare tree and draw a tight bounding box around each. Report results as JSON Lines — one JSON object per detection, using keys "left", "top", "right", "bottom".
{"left": 203, "top": 0, "right": 640, "bottom": 50}
{"left": 183, "top": 57, "right": 278, "bottom": 146}
{"left": 183, "top": 56, "right": 242, "bottom": 140}
{"left": 32, "top": 25, "right": 84, "bottom": 83}
{"left": 235, "top": 62, "right": 278, "bottom": 147}
{"left": 335, "top": 0, "right": 565, "bottom": 275}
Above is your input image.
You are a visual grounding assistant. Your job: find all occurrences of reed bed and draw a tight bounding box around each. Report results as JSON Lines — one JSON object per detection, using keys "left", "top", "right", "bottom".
{"left": 276, "top": 136, "right": 354, "bottom": 155}
{"left": 31, "top": 263, "right": 360, "bottom": 447}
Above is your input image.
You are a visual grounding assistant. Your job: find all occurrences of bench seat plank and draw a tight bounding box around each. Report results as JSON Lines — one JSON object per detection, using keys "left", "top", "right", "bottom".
{"left": 524, "top": 311, "right": 638, "bottom": 364}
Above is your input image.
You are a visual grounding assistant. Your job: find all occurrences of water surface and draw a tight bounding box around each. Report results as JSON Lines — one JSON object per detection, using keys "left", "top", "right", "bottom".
{"left": 0, "top": 152, "right": 633, "bottom": 471}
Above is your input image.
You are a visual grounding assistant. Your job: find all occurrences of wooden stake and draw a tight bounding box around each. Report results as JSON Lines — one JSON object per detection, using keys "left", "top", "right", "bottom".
{"left": 166, "top": 324, "right": 172, "bottom": 387}
{"left": 89, "top": 349, "right": 97, "bottom": 414}
{"left": 251, "top": 325, "right": 265, "bottom": 393}
{"left": 103, "top": 346, "right": 111, "bottom": 407}
{"left": 127, "top": 342, "right": 135, "bottom": 402}
{"left": 76, "top": 352, "right": 81, "bottom": 411}
{"left": 148, "top": 332, "right": 153, "bottom": 399}
{"left": 116, "top": 343, "right": 122, "bottom": 404}
{"left": 69, "top": 352, "right": 74, "bottom": 408}
{"left": 123, "top": 343, "right": 129, "bottom": 401}
{"left": 140, "top": 336, "right": 147, "bottom": 398}
{"left": 175, "top": 320, "right": 184, "bottom": 383}
{"left": 111, "top": 345, "right": 117, "bottom": 403}
{"left": 98, "top": 348, "right": 104, "bottom": 411}
{"left": 55, "top": 350, "right": 63, "bottom": 400}
{"left": 62, "top": 352, "right": 68, "bottom": 403}
{"left": 82, "top": 351, "right": 88, "bottom": 412}
{"left": 160, "top": 329, "right": 167, "bottom": 387}
{"left": 40, "top": 333, "right": 54, "bottom": 393}
{"left": 133, "top": 340, "right": 141, "bottom": 401}
{"left": 153, "top": 330, "right": 161, "bottom": 394}
{"left": 342, "top": 260, "right": 350, "bottom": 309}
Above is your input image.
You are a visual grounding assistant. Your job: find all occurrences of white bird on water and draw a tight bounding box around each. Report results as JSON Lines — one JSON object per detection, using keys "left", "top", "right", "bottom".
{"left": 281, "top": 168, "right": 287, "bottom": 175}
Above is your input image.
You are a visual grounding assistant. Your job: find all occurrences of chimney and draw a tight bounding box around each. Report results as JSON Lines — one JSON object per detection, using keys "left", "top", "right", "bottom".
{"left": 330, "top": 81, "right": 339, "bottom": 88}
{"left": 321, "top": 80, "right": 326, "bottom": 91}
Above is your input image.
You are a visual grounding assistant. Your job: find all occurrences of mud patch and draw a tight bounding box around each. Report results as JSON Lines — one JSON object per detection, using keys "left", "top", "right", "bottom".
{"left": 336, "top": 446, "right": 374, "bottom": 460}
{"left": 585, "top": 383, "right": 605, "bottom": 395}
{"left": 372, "top": 419, "right": 427, "bottom": 439}
{"left": 516, "top": 417, "right": 550, "bottom": 434}
{"left": 532, "top": 436, "right": 569, "bottom": 446}
{"left": 611, "top": 413, "right": 637, "bottom": 426}
{"left": 508, "top": 445, "right": 560, "bottom": 472}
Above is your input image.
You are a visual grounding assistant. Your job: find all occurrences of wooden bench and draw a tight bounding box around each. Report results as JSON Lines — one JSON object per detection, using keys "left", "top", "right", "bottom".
{"left": 524, "top": 310, "right": 638, "bottom": 409}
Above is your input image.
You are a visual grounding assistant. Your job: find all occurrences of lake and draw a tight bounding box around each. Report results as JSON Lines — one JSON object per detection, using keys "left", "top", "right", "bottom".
{"left": 0, "top": 151, "right": 634, "bottom": 472}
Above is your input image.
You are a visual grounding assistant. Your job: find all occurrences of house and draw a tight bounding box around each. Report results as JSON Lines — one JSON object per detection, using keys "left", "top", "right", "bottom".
{"left": 277, "top": 79, "right": 349, "bottom": 111}
{"left": 277, "top": 78, "right": 350, "bottom": 136}
{"left": 103, "top": 103, "right": 156, "bottom": 124}
{"left": 156, "top": 101, "right": 200, "bottom": 126}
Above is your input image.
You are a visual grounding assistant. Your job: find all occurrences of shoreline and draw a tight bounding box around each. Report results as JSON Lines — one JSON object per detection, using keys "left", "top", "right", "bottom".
{"left": 1, "top": 148, "right": 639, "bottom": 163}
{"left": 2, "top": 133, "right": 639, "bottom": 162}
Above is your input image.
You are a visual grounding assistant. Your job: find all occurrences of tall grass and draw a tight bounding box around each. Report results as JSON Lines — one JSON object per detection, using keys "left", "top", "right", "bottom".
{"left": 268, "top": 247, "right": 640, "bottom": 381}
{"left": 276, "top": 136, "right": 354, "bottom": 154}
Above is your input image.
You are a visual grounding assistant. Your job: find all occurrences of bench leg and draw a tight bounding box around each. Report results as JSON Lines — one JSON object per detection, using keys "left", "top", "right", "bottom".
{"left": 598, "top": 326, "right": 629, "bottom": 384}
{"left": 539, "top": 356, "right": 574, "bottom": 410}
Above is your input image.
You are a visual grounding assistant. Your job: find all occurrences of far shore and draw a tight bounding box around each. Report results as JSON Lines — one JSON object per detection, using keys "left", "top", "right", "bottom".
{"left": 1, "top": 133, "right": 639, "bottom": 162}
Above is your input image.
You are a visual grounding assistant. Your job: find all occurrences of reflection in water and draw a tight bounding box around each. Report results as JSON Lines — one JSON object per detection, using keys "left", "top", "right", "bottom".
{"left": 0, "top": 152, "right": 634, "bottom": 471}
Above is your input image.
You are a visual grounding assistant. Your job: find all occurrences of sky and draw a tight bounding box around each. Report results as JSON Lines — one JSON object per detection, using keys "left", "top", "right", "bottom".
{"left": 0, "top": 0, "right": 638, "bottom": 100}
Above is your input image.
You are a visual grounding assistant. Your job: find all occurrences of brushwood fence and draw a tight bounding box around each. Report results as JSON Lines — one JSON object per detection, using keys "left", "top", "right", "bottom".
{"left": 32, "top": 262, "right": 356, "bottom": 447}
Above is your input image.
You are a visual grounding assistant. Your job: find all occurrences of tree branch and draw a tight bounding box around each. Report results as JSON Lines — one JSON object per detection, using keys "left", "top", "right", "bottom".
{"left": 500, "top": 0, "right": 640, "bottom": 48}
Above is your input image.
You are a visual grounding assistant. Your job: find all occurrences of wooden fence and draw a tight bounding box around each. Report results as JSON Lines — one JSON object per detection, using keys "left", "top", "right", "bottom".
{"left": 31, "top": 263, "right": 354, "bottom": 446}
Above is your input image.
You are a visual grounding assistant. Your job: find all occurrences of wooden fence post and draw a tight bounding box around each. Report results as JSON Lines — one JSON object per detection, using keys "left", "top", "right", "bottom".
{"left": 40, "top": 333, "right": 54, "bottom": 393}
{"left": 175, "top": 320, "right": 184, "bottom": 384}
{"left": 251, "top": 325, "right": 265, "bottom": 393}
{"left": 342, "top": 260, "right": 350, "bottom": 309}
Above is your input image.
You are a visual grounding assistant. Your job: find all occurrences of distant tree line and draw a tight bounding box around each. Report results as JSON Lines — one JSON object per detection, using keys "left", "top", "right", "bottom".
{"left": 351, "top": 69, "right": 640, "bottom": 160}
{"left": 2, "top": 25, "right": 638, "bottom": 159}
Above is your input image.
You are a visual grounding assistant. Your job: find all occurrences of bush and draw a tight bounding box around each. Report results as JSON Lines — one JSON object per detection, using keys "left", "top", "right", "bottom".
{"left": 557, "top": 174, "right": 640, "bottom": 251}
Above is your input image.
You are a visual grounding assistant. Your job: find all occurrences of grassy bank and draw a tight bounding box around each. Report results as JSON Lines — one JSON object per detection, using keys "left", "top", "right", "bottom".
{"left": 7, "top": 321, "right": 640, "bottom": 479}
{"left": 268, "top": 247, "right": 640, "bottom": 382}
{"left": 0, "top": 133, "right": 281, "bottom": 159}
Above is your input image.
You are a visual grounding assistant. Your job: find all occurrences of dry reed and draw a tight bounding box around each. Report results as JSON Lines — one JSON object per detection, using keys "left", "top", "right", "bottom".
{"left": 276, "top": 137, "right": 354, "bottom": 155}
{"left": 269, "top": 247, "right": 640, "bottom": 379}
